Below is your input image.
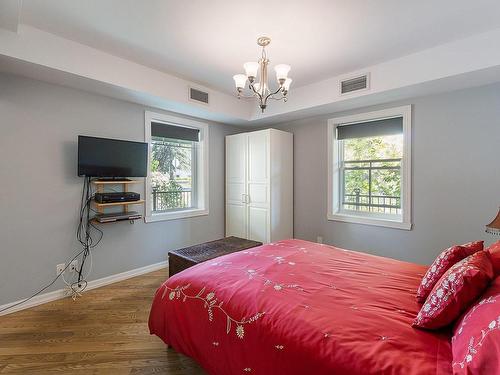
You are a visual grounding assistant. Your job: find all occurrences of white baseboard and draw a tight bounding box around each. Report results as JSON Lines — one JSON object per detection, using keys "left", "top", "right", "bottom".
{"left": 0, "top": 260, "right": 167, "bottom": 316}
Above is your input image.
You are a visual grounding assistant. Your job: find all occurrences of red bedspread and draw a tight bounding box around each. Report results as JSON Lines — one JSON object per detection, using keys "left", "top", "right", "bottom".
{"left": 149, "top": 239, "right": 452, "bottom": 374}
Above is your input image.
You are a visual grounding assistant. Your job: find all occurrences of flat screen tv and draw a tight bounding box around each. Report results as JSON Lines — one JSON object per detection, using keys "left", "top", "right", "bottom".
{"left": 78, "top": 136, "right": 148, "bottom": 177}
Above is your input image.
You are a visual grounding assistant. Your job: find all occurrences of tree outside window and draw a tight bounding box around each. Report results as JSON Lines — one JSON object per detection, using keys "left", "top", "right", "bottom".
{"left": 342, "top": 134, "right": 403, "bottom": 215}
{"left": 151, "top": 137, "right": 195, "bottom": 212}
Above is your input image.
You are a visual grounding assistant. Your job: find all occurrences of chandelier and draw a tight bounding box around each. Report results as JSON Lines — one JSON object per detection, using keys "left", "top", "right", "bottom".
{"left": 233, "top": 36, "right": 292, "bottom": 113}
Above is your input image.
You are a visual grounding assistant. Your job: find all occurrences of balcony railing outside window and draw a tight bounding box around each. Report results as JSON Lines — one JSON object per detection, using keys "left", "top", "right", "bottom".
{"left": 341, "top": 158, "right": 402, "bottom": 215}
{"left": 152, "top": 189, "right": 192, "bottom": 212}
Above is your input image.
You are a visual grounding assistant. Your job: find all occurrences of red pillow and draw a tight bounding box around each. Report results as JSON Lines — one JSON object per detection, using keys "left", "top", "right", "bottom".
{"left": 486, "top": 241, "right": 500, "bottom": 276}
{"left": 413, "top": 251, "right": 493, "bottom": 330}
{"left": 451, "top": 276, "right": 500, "bottom": 374}
{"left": 416, "top": 241, "right": 484, "bottom": 303}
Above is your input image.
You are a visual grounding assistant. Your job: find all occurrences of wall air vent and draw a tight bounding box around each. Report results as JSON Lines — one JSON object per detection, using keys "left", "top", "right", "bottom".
{"left": 340, "top": 74, "right": 369, "bottom": 95}
{"left": 189, "top": 87, "right": 209, "bottom": 105}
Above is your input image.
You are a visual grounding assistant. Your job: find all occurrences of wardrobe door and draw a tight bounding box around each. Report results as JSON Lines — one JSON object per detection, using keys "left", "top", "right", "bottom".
{"left": 225, "top": 134, "right": 247, "bottom": 238}
{"left": 246, "top": 130, "right": 269, "bottom": 243}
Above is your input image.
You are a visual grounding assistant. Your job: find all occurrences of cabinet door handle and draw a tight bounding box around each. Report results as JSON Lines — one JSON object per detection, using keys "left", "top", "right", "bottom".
{"left": 245, "top": 194, "right": 250, "bottom": 204}
{"left": 241, "top": 194, "right": 246, "bottom": 203}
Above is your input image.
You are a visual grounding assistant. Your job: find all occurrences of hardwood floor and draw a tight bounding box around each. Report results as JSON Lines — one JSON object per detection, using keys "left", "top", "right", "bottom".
{"left": 0, "top": 269, "right": 206, "bottom": 374}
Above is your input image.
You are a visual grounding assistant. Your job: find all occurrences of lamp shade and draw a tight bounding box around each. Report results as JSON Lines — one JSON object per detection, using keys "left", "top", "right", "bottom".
{"left": 275, "top": 64, "right": 291, "bottom": 81}
{"left": 486, "top": 207, "right": 500, "bottom": 235}
{"left": 233, "top": 74, "right": 247, "bottom": 89}
{"left": 283, "top": 78, "right": 293, "bottom": 91}
{"left": 244, "top": 62, "right": 259, "bottom": 78}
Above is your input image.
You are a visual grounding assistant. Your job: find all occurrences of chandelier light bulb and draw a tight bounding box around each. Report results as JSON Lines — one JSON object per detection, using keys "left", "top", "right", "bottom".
{"left": 244, "top": 62, "right": 259, "bottom": 80}
{"left": 233, "top": 74, "right": 247, "bottom": 89}
{"left": 274, "top": 64, "right": 291, "bottom": 82}
{"left": 283, "top": 78, "right": 293, "bottom": 91}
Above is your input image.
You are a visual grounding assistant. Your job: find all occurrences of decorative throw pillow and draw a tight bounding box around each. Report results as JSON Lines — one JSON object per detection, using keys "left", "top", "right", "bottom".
{"left": 451, "top": 276, "right": 500, "bottom": 374}
{"left": 413, "top": 251, "right": 493, "bottom": 330}
{"left": 416, "top": 241, "right": 484, "bottom": 303}
{"left": 486, "top": 241, "right": 500, "bottom": 276}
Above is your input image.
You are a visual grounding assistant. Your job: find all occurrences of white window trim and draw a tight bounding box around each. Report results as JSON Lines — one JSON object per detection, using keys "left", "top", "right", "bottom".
{"left": 144, "top": 111, "right": 209, "bottom": 222}
{"left": 327, "top": 105, "right": 412, "bottom": 230}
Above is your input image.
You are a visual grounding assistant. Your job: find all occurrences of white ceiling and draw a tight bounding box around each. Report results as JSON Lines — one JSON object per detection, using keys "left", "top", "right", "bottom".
{"left": 20, "top": 0, "right": 500, "bottom": 94}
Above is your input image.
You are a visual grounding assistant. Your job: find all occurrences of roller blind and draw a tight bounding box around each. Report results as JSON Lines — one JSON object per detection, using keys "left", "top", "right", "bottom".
{"left": 151, "top": 122, "right": 200, "bottom": 142}
{"left": 336, "top": 117, "right": 403, "bottom": 140}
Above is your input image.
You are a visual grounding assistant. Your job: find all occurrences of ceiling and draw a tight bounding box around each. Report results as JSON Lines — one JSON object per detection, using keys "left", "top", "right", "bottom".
{"left": 20, "top": 0, "right": 500, "bottom": 94}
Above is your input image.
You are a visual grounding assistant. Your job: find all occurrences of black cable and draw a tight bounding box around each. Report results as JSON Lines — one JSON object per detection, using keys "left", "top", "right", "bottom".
{"left": 77, "top": 177, "right": 92, "bottom": 285}
{"left": 88, "top": 221, "right": 103, "bottom": 247}
{"left": 70, "top": 279, "right": 88, "bottom": 295}
{"left": 77, "top": 177, "right": 89, "bottom": 283}
{"left": 75, "top": 177, "right": 103, "bottom": 286}
{"left": 0, "top": 249, "right": 85, "bottom": 314}
{"left": 70, "top": 178, "right": 95, "bottom": 295}
{"left": 1, "top": 177, "right": 104, "bottom": 314}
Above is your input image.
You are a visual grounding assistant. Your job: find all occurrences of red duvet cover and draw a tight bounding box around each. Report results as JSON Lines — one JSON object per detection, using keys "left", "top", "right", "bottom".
{"left": 149, "top": 239, "right": 452, "bottom": 375}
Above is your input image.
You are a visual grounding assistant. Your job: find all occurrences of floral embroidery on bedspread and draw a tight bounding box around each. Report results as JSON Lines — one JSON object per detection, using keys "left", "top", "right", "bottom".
{"left": 452, "top": 293, "right": 500, "bottom": 369}
{"left": 162, "top": 284, "right": 265, "bottom": 339}
{"left": 210, "top": 261, "right": 305, "bottom": 292}
{"left": 453, "top": 296, "right": 497, "bottom": 339}
{"left": 452, "top": 315, "right": 500, "bottom": 369}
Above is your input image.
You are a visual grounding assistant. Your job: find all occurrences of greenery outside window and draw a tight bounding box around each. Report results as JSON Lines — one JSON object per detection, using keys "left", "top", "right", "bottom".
{"left": 151, "top": 137, "right": 196, "bottom": 212}
{"left": 145, "top": 112, "right": 209, "bottom": 222}
{"left": 327, "top": 106, "right": 412, "bottom": 230}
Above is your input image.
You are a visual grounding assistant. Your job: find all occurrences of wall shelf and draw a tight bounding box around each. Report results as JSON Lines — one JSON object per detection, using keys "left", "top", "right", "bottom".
{"left": 91, "top": 180, "right": 144, "bottom": 223}
{"left": 91, "top": 180, "right": 142, "bottom": 186}
{"left": 92, "top": 200, "right": 145, "bottom": 208}
{"left": 90, "top": 216, "right": 142, "bottom": 225}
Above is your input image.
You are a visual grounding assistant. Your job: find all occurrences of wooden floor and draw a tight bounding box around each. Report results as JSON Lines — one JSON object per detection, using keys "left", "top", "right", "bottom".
{"left": 0, "top": 269, "right": 206, "bottom": 374}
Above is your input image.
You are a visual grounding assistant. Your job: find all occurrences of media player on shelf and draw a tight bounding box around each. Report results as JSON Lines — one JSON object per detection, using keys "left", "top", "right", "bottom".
{"left": 93, "top": 211, "right": 142, "bottom": 223}
{"left": 96, "top": 178, "right": 132, "bottom": 181}
{"left": 94, "top": 192, "right": 140, "bottom": 203}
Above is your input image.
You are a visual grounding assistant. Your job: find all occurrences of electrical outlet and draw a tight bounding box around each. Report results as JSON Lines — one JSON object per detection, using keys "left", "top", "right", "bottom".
{"left": 317, "top": 236, "right": 323, "bottom": 244}
{"left": 56, "top": 263, "right": 65, "bottom": 276}
{"left": 70, "top": 260, "right": 78, "bottom": 273}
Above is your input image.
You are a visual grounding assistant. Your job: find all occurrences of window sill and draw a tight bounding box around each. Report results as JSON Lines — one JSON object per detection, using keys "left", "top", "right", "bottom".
{"left": 327, "top": 212, "right": 412, "bottom": 230}
{"left": 145, "top": 208, "right": 209, "bottom": 223}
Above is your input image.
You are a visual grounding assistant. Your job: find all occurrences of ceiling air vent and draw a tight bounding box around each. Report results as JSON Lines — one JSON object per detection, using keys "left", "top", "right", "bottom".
{"left": 189, "top": 87, "right": 209, "bottom": 105}
{"left": 340, "top": 74, "right": 369, "bottom": 95}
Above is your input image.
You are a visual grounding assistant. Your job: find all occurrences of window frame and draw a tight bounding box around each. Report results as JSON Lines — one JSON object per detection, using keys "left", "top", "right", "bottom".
{"left": 327, "top": 105, "right": 412, "bottom": 230}
{"left": 144, "top": 111, "right": 209, "bottom": 222}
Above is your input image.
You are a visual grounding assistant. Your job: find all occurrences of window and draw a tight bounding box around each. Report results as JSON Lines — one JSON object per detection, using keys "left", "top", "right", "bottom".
{"left": 327, "top": 106, "right": 412, "bottom": 230}
{"left": 144, "top": 112, "right": 209, "bottom": 222}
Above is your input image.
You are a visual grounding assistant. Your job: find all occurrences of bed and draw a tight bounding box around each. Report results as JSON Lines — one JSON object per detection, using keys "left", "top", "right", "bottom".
{"left": 149, "top": 239, "right": 452, "bottom": 374}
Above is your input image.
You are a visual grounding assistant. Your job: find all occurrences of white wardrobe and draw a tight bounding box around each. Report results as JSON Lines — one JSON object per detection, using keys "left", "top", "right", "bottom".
{"left": 225, "top": 128, "right": 293, "bottom": 243}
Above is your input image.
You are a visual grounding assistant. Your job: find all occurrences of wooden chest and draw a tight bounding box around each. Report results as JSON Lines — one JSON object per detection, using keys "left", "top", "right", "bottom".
{"left": 168, "top": 236, "right": 263, "bottom": 277}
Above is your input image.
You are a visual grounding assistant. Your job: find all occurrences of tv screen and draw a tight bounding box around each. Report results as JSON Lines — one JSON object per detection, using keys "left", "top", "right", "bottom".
{"left": 78, "top": 136, "right": 148, "bottom": 177}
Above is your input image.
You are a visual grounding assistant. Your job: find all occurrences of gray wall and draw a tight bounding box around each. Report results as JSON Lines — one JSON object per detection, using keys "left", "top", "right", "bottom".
{"left": 1, "top": 73, "right": 499, "bottom": 306}
{"left": 273, "top": 83, "right": 500, "bottom": 265}
{"left": 0, "top": 73, "right": 240, "bottom": 305}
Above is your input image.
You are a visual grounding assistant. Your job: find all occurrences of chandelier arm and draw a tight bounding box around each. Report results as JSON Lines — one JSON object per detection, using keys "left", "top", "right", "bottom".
{"left": 238, "top": 93, "right": 262, "bottom": 99}
{"left": 268, "top": 95, "right": 287, "bottom": 101}
{"left": 248, "top": 82, "right": 264, "bottom": 101}
{"left": 264, "top": 86, "right": 284, "bottom": 104}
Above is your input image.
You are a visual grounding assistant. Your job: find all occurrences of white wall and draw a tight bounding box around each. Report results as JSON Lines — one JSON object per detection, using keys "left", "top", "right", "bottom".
{"left": 272, "top": 83, "right": 500, "bottom": 265}
{"left": 0, "top": 73, "right": 240, "bottom": 305}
